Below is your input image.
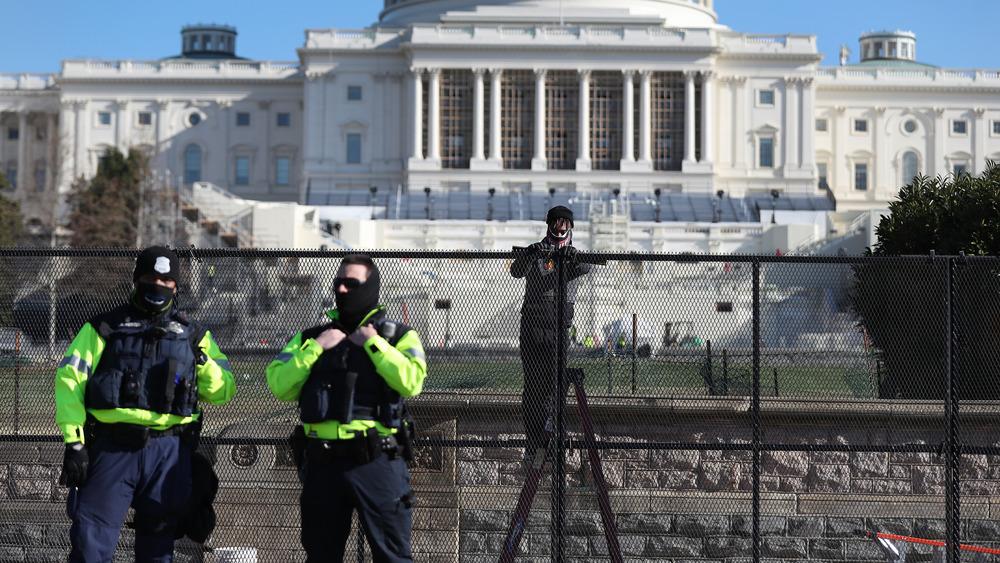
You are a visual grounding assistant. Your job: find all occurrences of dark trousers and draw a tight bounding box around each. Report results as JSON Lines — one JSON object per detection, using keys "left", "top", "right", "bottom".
{"left": 519, "top": 318, "right": 569, "bottom": 452}
{"left": 67, "top": 434, "right": 191, "bottom": 563}
{"left": 300, "top": 450, "right": 414, "bottom": 562}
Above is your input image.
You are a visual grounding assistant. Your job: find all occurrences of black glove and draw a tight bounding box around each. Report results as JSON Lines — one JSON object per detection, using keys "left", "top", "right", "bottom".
{"left": 59, "top": 442, "right": 89, "bottom": 487}
{"left": 558, "top": 245, "right": 578, "bottom": 262}
{"left": 526, "top": 242, "right": 549, "bottom": 255}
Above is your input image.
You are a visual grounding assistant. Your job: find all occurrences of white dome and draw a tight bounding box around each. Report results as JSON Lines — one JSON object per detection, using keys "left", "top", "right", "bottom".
{"left": 379, "top": 0, "right": 718, "bottom": 27}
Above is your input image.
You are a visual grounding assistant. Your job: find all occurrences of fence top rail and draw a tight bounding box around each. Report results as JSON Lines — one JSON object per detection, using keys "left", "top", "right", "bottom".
{"left": 2, "top": 247, "right": 997, "bottom": 265}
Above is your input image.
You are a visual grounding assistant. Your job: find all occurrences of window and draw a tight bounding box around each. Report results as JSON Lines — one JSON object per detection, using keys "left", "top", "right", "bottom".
{"left": 235, "top": 157, "right": 249, "bottom": 185}
{"left": 347, "top": 86, "right": 362, "bottom": 101}
{"left": 6, "top": 170, "right": 15, "bottom": 190}
{"left": 97, "top": 112, "right": 112, "bottom": 126}
{"left": 34, "top": 168, "right": 45, "bottom": 192}
{"left": 954, "top": 164, "right": 967, "bottom": 176}
{"left": 993, "top": 121, "right": 1000, "bottom": 135}
{"left": 759, "top": 138, "right": 773, "bottom": 168}
{"left": 188, "top": 113, "right": 201, "bottom": 126}
{"left": 817, "top": 163, "right": 828, "bottom": 190}
{"left": 902, "top": 151, "right": 919, "bottom": 185}
{"left": 137, "top": 112, "right": 152, "bottom": 126}
{"left": 7, "top": 128, "right": 18, "bottom": 140}
{"left": 36, "top": 127, "right": 46, "bottom": 140}
{"left": 815, "top": 119, "right": 828, "bottom": 132}
{"left": 904, "top": 120, "right": 918, "bottom": 134}
{"left": 276, "top": 113, "right": 291, "bottom": 127}
{"left": 275, "top": 157, "right": 290, "bottom": 185}
{"left": 854, "top": 163, "right": 868, "bottom": 191}
{"left": 236, "top": 112, "right": 251, "bottom": 126}
{"left": 184, "top": 145, "right": 202, "bottom": 183}
{"left": 952, "top": 120, "right": 967, "bottom": 135}
{"left": 853, "top": 119, "right": 868, "bottom": 133}
{"left": 758, "top": 90, "right": 774, "bottom": 106}
{"left": 346, "top": 133, "right": 362, "bottom": 163}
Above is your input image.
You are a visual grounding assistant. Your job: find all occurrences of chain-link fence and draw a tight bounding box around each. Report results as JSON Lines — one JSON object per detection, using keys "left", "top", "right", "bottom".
{"left": 2, "top": 248, "right": 999, "bottom": 562}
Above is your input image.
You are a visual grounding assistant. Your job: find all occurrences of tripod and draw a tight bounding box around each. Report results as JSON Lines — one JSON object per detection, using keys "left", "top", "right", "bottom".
{"left": 499, "top": 368, "right": 623, "bottom": 563}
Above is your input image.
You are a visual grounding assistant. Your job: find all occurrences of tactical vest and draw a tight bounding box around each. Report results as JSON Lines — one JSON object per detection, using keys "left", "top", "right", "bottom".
{"left": 86, "top": 307, "right": 202, "bottom": 417}
{"left": 299, "top": 316, "right": 410, "bottom": 428}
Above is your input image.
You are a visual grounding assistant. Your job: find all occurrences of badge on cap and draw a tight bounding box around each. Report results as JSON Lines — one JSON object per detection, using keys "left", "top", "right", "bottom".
{"left": 154, "top": 256, "right": 172, "bottom": 274}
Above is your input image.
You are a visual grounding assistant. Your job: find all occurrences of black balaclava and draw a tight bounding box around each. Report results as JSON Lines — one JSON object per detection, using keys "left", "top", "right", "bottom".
{"left": 335, "top": 257, "right": 381, "bottom": 330}
{"left": 132, "top": 246, "right": 179, "bottom": 315}
{"left": 544, "top": 205, "right": 574, "bottom": 248}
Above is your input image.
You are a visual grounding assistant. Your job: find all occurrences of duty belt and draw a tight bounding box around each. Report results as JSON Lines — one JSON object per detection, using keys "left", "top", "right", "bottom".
{"left": 305, "top": 429, "right": 400, "bottom": 465}
{"left": 91, "top": 420, "right": 193, "bottom": 450}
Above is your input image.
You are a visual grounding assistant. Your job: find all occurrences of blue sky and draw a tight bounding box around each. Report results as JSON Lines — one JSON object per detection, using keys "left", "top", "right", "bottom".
{"left": 1, "top": 0, "right": 997, "bottom": 73}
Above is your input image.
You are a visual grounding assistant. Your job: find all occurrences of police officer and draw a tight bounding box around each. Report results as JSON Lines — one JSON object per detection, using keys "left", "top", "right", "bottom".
{"left": 510, "top": 205, "right": 592, "bottom": 459}
{"left": 266, "top": 253, "right": 427, "bottom": 562}
{"left": 55, "top": 246, "right": 235, "bottom": 562}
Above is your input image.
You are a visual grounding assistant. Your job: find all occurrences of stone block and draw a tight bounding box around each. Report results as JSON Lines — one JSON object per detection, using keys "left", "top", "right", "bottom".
{"left": 776, "top": 476, "right": 806, "bottom": 492}
{"left": 460, "top": 509, "right": 508, "bottom": 532}
{"left": 616, "top": 513, "right": 673, "bottom": 534}
{"left": 808, "top": 539, "right": 842, "bottom": 560}
{"left": 457, "top": 461, "right": 498, "bottom": 486}
{"left": 871, "top": 479, "right": 910, "bottom": 494}
{"left": 0, "top": 523, "right": 45, "bottom": 546}
{"left": 0, "top": 547, "right": 25, "bottom": 562}
{"left": 826, "top": 517, "right": 865, "bottom": 538}
{"left": 911, "top": 464, "right": 944, "bottom": 494}
{"left": 850, "top": 452, "right": 888, "bottom": 478}
{"left": 913, "top": 518, "right": 945, "bottom": 540}
{"left": 459, "top": 532, "right": 486, "bottom": 553}
{"left": 699, "top": 461, "right": 740, "bottom": 491}
{"left": 659, "top": 470, "right": 698, "bottom": 489}
{"left": 761, "top": 537, "right": 807, "bottom": 558}
{"left": 23, "top": 547, "right": 65, "bottom": 563}
{"left": 762, "top": 451, "right": 809, "bottom": 477}
{"left": 648, "top": 449, "right": 699, "bottom": 471}
{"left": 645, "top": 536, "right": 702, "bottom": 558}
{"left": 964, "top": 519, "right": 1000, "bottom": 542}
{"left": 591, "top": 533, "right": 646, "bottom": 556}
{"left": 706, "top": 537, "right": 751, "bottom": 558}
{"left": 787, "top": 516, "right": 824, "bottom": 537}
{"left": 844, "top": 538, "right": 886, "bottom": 561}
{"left": 676, "top": 514, "right": 728, "bottom": 536}
{"left": 807, "top": 464, "right": 850, "bottom": 492}
{"left": 731, "top": 515, "right": 785, "bottom": 537}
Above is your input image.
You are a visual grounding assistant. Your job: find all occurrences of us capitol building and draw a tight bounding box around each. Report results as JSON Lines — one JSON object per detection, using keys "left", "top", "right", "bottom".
{"left": 2, "top": 0, "right": 999, "bottom": 252}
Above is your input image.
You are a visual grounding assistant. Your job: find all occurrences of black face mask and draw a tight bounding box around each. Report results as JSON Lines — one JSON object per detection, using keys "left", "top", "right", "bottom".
{"left": 133, "top": 281, "right": 175, "bottom": 315}
{"left": 334, "top": 266, "right": 381, "bottom": 330}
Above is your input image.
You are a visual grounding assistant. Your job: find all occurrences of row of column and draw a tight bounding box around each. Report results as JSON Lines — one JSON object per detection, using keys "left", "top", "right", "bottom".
{"left": 0, "top": 110, "right": 57, "bottom": 193}
{"left": 408, "top": 67, "right": 715, "bottom": 170}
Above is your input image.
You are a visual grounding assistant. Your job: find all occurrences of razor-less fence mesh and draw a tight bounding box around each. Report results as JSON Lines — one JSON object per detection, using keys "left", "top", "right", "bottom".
{"left": 2, "top": 248, "right": 1000, "bottom": 562}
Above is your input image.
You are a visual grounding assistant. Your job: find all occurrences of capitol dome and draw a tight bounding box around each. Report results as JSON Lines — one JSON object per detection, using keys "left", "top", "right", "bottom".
{"left": 379, "top": 0, "right": 718, "bottom": 27}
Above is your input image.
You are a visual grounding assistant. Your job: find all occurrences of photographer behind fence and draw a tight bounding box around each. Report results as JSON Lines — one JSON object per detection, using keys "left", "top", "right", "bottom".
{"left": 266, "top": 253, "right": 427, "bottom": 562}
{"left": 510, "top": 205, "right": 593, "bottom": 461}
{"left": 54, "top": 246, "right": 236, "bottom": 561}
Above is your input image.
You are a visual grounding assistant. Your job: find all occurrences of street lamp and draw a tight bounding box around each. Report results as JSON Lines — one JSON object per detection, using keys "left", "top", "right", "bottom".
{"left": 653, "top": 188, "right": 662, "bottom": 223}
{"left": 369, "top": 186, "right": 378, "bottom": 220}
{"left": 770, "top": 189, "right": 780, "bottom": 224}
{"left": 424, "top": 187, "right": 434, "bottom": 220}
{"left": 487, "top": 187, "right": 495, "bottom": 221}
{"left": 714, "top": 189, "right": 725, "bottom": 222}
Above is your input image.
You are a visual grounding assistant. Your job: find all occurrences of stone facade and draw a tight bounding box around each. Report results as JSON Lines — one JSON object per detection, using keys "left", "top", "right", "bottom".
{"left": 3, "top": 394, "right": 1000, "bottom": 561}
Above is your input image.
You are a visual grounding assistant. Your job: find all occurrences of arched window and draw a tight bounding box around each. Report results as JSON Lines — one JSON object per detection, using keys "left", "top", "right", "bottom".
{"left": 902, "top": 151, "right": 919, "bottom": 186}
{"left": 184, "top": 145, "right": 202, "bottom": 183}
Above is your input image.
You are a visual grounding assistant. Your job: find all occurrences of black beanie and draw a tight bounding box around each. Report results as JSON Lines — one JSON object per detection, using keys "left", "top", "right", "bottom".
{"left": 546, "top": 205, "right": 574, "bottom": 228}
{"left": 133, "top": 246, "right": 180, "bottom": 283}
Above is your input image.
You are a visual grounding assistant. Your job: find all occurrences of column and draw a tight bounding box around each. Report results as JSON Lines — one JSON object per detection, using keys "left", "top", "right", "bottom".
{"left": 259, "top": 99, "right": 272, "bottom": 188}
{"left": 471, "top": 68, "right": 486, "bottom": 162}
{"left": 46, "top": 113, "right": 56, "bottom": 192}
{"left": 639, "top": 70, "right": 652, "bottom": 164}
{"left": 783, "top": 77, "right": 799, "bottom": 172}
{"left": 532, "top": 68, "right": 547, "bottom": 170}
{"left": 933, "top": 107, "right": 946, "bottom": 177}
{"left": 0, "top": 113, "right": 6, "bottom": 178}
{"left": 683, "top": 70, "right": 697, "bottom": 166}
{"left": 427, "top": 68, "right": 441, "bottom": 163}
{"left": 76, "top": 101, "right": 89, "bottom": 177}
{"left": 116, "top": 98, "right": 129, "bottom": 148}
{"left": 58, "top": 101, "right": 75, "bottom": 191}
{"left": 373, "top": 72, "right": 385, "bottom": 167}
{"left": 303, "top": 72, "right": 323, "bottom": 164}
{"left": 155, "top": 99, "right": 169, "bottom": 171}
{"left": 834, "top": 106, "right": 847, "bottom": 193}
{"left": 576, "top": 69, "right": 591, "bottom": 171}
{"left": 409, "top": 67, "right": 424, "bottom": 161}
{"left": 700, "top": 70, "right": 714, "bottom": 166}
{"left": 800, "top": 78, "right": 815, "bottom": 168}
{"left": 620, "top": 70, "right": 635, "bottom": 168}
{"left": 974, "top": 107, "right": 986, "bottom": 175}
{"left": 13, "top": 111, "right": 28, "bottom": 191}
{"left": 735, "top": 77, "right": 747, "bottom": 168}
{"left": 488, "top": 68, "right": 503, "bottom": 165}
{"left": 874, "top": 106, "right": 887, "bottom": 198}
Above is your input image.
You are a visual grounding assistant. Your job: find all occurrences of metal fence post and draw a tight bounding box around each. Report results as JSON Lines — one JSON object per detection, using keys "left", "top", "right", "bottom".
{"left": 752, "top": 258, "right": 761, "bottom": 563}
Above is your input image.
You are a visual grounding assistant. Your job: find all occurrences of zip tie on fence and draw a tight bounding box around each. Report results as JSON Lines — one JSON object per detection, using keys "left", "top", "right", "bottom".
{"left": 860, "top": 530, "right": 1000, "bottom": 556}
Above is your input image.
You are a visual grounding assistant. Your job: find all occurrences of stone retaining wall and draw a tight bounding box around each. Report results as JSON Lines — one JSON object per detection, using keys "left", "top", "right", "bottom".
{"left": 3, "top": 393, "right": 1000, "bottom": 561}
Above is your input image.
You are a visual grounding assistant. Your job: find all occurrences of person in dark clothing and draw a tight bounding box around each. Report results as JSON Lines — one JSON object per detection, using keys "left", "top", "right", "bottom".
{"left": 510, "top": 205, "right": 592, "bottom": 459}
